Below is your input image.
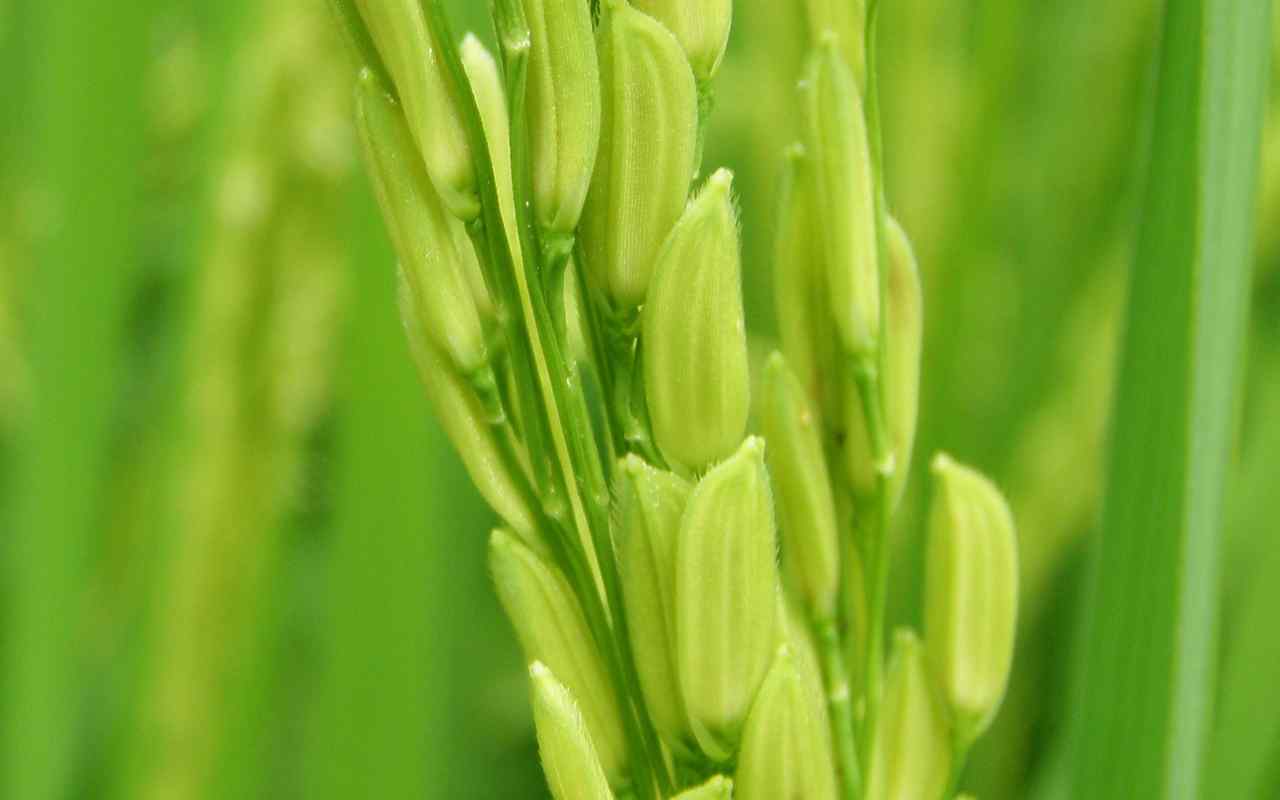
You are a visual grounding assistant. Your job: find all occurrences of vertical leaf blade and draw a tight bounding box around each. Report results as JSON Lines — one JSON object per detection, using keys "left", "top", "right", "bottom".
{"left": 303, "top": 180, "right": 442, "bottom": 800}
{"left": 1205, "top": 354, "right": 1280, "bottom": 798}
{"left": 1, "top": 2, "right": 152, "bottom": 797}
{"left": 1067, "top": 0, "right": 1271, "bottom": 798}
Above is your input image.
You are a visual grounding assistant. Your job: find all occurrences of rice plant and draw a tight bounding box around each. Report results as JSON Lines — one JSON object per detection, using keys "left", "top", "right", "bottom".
{"left": 0, "top": 1, "right": 1271, "bottom": 799}
{"left": 126, "top": 4, "right": 352, "bottom": 798}
{"left": 333, "top": 2, "right": 1018, "bottom": 797}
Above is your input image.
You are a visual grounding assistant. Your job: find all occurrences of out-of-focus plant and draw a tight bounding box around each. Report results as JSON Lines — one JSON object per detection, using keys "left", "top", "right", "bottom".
{"left": 965, "top": 265, "right": 1122, "bottom": 797}
{"left": 125, "top": 3, "right": 352, "bottom": 798}
{"left": 1064, "top": 0, "right": 1271, "bottom": 794}
{"left": 1255, "top": 1, "right": 1280, "bottom": 271}
{"left": 0, "top": 0, "right": 1267, "bottom": 796}
{"left": 0, "top": 231, "right": 25, "bottom": 440}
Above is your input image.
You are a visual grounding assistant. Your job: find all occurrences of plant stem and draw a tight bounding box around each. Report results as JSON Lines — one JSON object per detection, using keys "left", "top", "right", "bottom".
{"left": 855, "top": 0, "right": 896, "bottom": 776}
{"left": 852, "top": 359, "right": 893, "bottom": 772}
{"left": 816, "top": 618, "right": 865, "bottom": 800}
{"left": 597, "top": 311, "right": 663, "bottom": 465}
{"left": 466, "top": 223, "right": 568, "bottom": 524}
{"left": 541, "top": 232, "right": 575, "bottom": 344}
{"left": 524, "top": 119, "right": 675, "bottom": 800}
{"left": 938, "top": 735, "right": 971, "bottom": 800}
{"left": 473, "top": 3, "right": 675, "bottom": 793}
{"left": 327, "top": 0, "right": 395, "bottom": 98}
{"left": 693, "top": 80, "right": 716, "bottom": 178}
{"left": 421, "top": 9, "right": 659, "bottom": 796}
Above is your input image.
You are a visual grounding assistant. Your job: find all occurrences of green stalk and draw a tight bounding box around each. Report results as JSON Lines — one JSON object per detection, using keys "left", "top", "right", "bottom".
{"left": 492, "top": 23, "right": 674, "bottom": 799}
{"left": 597, "top": 308, "right": 663, "bottom": 465}
{"left": 327, "top": 0, "right": 395, "bottom": 97}
{"left": 571, "top": 240, "right": 630, "bottom": 458}
{"left": 815, "top": 619, "right": 865, "bottom": 800}
{"left": 541, "top": 236, "right": 575, "bottom": 346}
{"left": 427, "top": 3, "right": 671, "bottom": 794}
{"left": 864, "top": 1, "right": 891, "bottom": 394}
{"left": 693, "top": 80, "right": 716, "bottom": 178}
{"left": 465, "top": 221, "right": 568, "bottom": 522}
{"left": 474, "top": 0, "right": 604, "bottom": 594}
{"left": 851, "top": 359, "right": 893, "bottom": 769}
{"left": 853, "top": 0, "right": 895, "bottom": 775}
{"left": 939, "top": 734, "right": 972, "bottom": 800}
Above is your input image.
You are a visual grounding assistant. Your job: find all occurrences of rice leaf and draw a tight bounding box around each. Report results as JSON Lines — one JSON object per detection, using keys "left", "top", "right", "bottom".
{"left": 1066, "top": 0, "right": 1271, "bottom": 797}
{"left": 302, "top": 182, "right": 443, "bottom": 799}
{"left": 0, "top": 2, "right": 152, "bottom": 797}
{"left": 1204, "top": 353, "right": 1280, "bottom": 798}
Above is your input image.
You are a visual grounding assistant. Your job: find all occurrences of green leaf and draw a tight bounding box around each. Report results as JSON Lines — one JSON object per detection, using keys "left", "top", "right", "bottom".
{"left": 302, "top": 178, "right": 444, "bottom": 798}
{"left": 1066, "top": 0, "right": 1271, "bottom": 798}
{"left": 1, "top": 1, "right": 153, "bottom": 797}
{"left": 1204, "top": 353, "right": 1280, "bottom": 798}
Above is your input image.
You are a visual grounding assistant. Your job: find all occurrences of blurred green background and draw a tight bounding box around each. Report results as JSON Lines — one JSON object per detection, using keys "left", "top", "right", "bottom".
{"left": 0, "top": 0, "right": 1276, "bottom": 798}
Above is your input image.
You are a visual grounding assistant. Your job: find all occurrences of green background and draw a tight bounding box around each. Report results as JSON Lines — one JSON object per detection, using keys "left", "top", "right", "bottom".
{"left": 0, "top": 0, "right": 1276, "bottom": 797}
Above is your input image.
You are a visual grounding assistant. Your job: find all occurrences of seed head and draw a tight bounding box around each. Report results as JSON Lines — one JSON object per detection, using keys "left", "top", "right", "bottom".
{"left": 671, "top": 775, "right": 734, "bottom": 799}
{"left": 451, "top": 200, "right": 497, "bottom": 325}
{"left": 801, "top": 38, "right": 879, "bottom": 358}
{"left": 925, "top": 453, "right": 1019, "bottom": 745}
{"left": 735, "top": 646, "right": 839, "bottom": 800}
{"left": 676, "top": 437, "right": 780, "bottom": 762}
{"left": 521, "top": 0, "right": 601, "bottom": 234}
{"left": 883, "top": 218, "right": 923, "bottom": 504}
{"left": 643, "top": 169, "right": 749, "bottom": 473}
{"left": 632, "top": 0, "right": 733, "bottom": 83}
{"left": 804, "top": 0, "right": 868, "bottom": 88}
{"left": 528, "top": 661, "right": 617, "bottom": 800}
{"left": 398, "top": 277, "right": 534, "bottom": 539}
{"left": 867, "top": 630, "right": 953, "bottom": 800}
{"left": 762, "top": 352, "right": 840, "bottom": 621}
{"left": 773, "top": 144, "right": 842, "bottom": 422}
{"left": 357, "top": 72, "right": 488, "bottom": 376}
{"left": 843, "top": 216, "right": 923, "bottom": 507}
{"left": 581, "top": 0, "right": 698, "bottom": 309}
{"left": 777, "top": 592, "right": 832, "bottom": 735}
{"left": 355, "top": 0, "right": 478, "bottom": 219}
{"left": 460, "top": 34, "right": 520, "bottom": 261}
{"left": 614, "top": 455, "right": 696, "bottom": 755}
{"left": 490, "top": 530, "right": 628, "bottom": 785}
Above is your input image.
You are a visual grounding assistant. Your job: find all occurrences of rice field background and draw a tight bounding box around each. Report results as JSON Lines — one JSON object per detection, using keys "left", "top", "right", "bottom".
{"left": 0, "top": 0, "right": 1276, "bottom": 797}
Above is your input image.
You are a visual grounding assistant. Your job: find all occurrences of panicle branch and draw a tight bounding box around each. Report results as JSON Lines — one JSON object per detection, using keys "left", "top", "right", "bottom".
{"left": 327, "top": 1, "right": 1020, "bottom": 797}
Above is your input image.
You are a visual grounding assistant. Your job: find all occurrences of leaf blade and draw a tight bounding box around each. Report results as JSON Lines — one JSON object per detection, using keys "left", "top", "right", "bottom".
{"left": 1066, "top": 0, "right": 1271, "bottom": 797}
{"left": 1, "top": 1, "right": 153, "bottom": 796}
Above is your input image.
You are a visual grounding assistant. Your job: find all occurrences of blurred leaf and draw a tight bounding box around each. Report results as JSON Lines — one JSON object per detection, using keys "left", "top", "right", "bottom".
{"left": 0, "top": 1, "right": 153, "bottom": 798}
{"left": 1205, "top": 353, "right": 1280, "bottom": 799}
{"left": 1066, "top": 0, "right": 1270, "bottom": 798}
{"left": 302, "top": 175, "right": 443, "bottom": 800}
